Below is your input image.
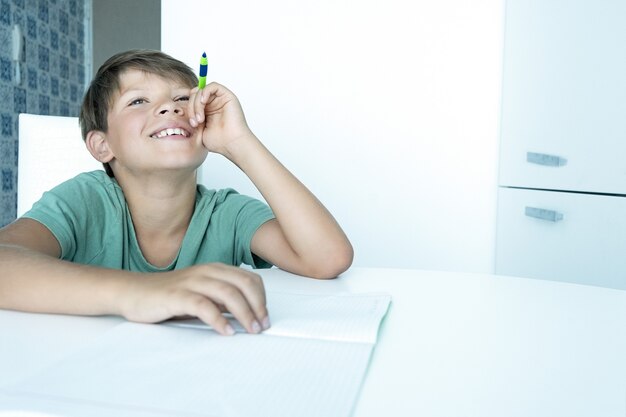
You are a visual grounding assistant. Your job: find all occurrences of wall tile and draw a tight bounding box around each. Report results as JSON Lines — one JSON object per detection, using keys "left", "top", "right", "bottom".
{"left": 0, "top": 2, "right": 10, "bottom": 25}
{"left": 50, "top": 27, "right": 57, "bottom": 49}
{"left": 0, "top": 57, "right": 11, "bottom": 81}
{"left": 2, "top": 168, "right": 13, "bottom": 191}
{"left": 27, "top": 65, "right": 36, "bottom": 88}
{"left": 38, "top": 0, "right": 48, "bottom": 23}
{"left": 0, "top": 0, "right": 86, "bottom": 226}
{"left": 1, "top": 113, "right": 11, "bottom": 136}
{"left": 13, "top": 86, "right": 26, "bottom": 112}
{"left": 0, "top": 135, "right": 12, "bottom": 164}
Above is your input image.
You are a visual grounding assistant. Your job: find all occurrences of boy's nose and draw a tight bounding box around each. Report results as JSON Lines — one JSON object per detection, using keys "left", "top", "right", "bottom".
{"left": 158, "top": 102, "right": 185, "bottom": 116}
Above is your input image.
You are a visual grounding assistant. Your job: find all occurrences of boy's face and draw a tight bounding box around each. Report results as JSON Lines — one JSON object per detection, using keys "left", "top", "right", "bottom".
{"left": 101, "top": 69, "right": 207, "bottom": 176}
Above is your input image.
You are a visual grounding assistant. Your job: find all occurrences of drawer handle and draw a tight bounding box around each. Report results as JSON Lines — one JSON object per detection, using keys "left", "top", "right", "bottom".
{"left": 527, "top": 152, "right": 567, "bottom": 167}
{"left": 525, "top": 206, "right": 564, "bottom": 222}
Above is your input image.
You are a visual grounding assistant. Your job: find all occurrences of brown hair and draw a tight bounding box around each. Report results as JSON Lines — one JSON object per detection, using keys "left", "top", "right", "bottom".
{"left": 79, "top": 49, "right": 198, "bottom": 177}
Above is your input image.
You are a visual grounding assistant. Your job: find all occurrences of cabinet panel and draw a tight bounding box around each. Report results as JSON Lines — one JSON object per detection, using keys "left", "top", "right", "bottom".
{"left": 499, "top": 0, "right": 626, "bottom": 194}
{"left": 495, "top": 187, "right": 626, "bottom": 289}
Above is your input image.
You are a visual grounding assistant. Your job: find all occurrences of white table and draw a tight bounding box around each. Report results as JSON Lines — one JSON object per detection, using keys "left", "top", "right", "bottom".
{"left": 1, "top": 267, "right": 625, "bottom": 417}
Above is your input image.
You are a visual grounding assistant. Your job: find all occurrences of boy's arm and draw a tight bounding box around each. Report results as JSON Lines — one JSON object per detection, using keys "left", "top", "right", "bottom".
{"left": 238, "top": 137, "right": 353, "bottom": 279}
{"left": 190, "top": 83, "right": 354, "bottom": 279}
{"left": 0, "top": 218, "right": 131, "bottom": 316}
{"left": 0, "top": 219, "right": 268, "bottom": 334}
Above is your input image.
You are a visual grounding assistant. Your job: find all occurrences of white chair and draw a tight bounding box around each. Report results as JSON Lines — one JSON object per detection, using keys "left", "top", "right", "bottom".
{"left": 17, "top": 114, "right": 103, "bottom": 217}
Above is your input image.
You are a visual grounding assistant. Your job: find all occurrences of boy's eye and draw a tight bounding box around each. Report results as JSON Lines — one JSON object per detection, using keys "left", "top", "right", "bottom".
{"left": 129, "top": 98, "right": 146, "bottom": 106}
{"left": 176, "top": 96, "right": 190, "bottom": 102}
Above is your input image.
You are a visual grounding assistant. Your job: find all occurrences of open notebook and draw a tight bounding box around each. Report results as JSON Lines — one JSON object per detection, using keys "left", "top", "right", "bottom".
{"left": 0, "top": 291, "right": 391, "bottom": 417}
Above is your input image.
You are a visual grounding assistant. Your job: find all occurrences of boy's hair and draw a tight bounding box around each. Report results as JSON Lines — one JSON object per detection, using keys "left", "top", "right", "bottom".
{"left": 79, "top": 49, "right": 198, "bottom": 177}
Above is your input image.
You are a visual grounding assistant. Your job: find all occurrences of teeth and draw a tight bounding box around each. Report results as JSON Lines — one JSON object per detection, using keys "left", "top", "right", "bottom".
{"left": 152, "top": 128, "right": 188, "bottom": 138}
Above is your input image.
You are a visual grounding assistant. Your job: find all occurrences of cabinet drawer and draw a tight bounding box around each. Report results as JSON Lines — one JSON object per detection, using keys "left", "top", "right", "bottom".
{"left": 498, "top": 143, "right": 626, "bottom": 195}
{"left": 495, "top": 187, "right": 626, "bottom": 289}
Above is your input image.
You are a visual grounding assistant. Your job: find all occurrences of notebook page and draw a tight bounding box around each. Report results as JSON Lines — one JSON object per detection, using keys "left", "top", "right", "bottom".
{"left": 3, "top": 322, "right": 373, "bottom": 417}
{"left": 167, "top": 291, "right": 392, "bottom": 344}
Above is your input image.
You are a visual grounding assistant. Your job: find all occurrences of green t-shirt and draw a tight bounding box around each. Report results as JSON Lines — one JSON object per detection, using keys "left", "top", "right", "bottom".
{"left": 23, "top": 171, "right": 275, "bottom": 272}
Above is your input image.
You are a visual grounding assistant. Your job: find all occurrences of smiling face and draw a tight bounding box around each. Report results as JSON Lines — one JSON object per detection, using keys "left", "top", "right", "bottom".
{"left": 97, "top": 69, "right": 208, "bottom": 177}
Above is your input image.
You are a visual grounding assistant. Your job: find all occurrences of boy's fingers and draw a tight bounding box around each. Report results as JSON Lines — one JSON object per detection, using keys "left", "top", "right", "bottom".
{"left": 188, "top": 86, "right": 209, "bottom": 127}
{"left": 187, "top": 88, "right": 201, "bottom": 127}
{"left": 203, "top": 280, "right": 263, "bottom": 334}
{"left": 205, "top": 265, "right": 269, "bottom": 329}
{"left": 194, "top": 85, "right": 217, "bottom": 125}
{"left": 194, "top": 88, "right": 206, "bottom": 124}
{"left": 180, "top": 292, "right": 235, "bottom": 336}
{"left": 224, "top": 274, "right": 269, "bottom": 329}
{"left": 166, "top": 265, "right": 270, "bottom": 335}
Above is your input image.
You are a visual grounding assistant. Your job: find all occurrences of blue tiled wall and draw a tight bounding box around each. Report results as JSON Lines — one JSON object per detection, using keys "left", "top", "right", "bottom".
{"left": 0, "top": 0, "right": 86, "bottom": 227}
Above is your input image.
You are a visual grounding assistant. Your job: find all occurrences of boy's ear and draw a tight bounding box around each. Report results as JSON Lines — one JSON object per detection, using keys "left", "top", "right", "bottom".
{"left": 85, "top": 131, "right": 114, "bottom": 163}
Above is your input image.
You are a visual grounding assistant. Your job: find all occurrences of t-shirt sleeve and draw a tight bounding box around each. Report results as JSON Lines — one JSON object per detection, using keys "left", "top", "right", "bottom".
{"left": 215, "top": 190, "right": 276, "bottom": 269}
{"left": 22, "top": 180, "right": 84, "bottom": 260}
{"left": 21, "top": 172, "right": 117, "bottom": 262}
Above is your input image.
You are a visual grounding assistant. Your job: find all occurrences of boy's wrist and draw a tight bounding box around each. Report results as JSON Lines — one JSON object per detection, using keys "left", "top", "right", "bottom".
{"left": 221, "top": 132, "right": 265, "bottom": 166}
{"left": 101, "top": 270, "right": 146, "bottom": 319}
{"left": 115, "top": 272, "right": 152, "bottom": 320}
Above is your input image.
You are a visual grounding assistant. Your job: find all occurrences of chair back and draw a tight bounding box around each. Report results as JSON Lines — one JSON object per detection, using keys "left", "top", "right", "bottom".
{"left": 17, "top": 114, "right": 103, "bottom": 217}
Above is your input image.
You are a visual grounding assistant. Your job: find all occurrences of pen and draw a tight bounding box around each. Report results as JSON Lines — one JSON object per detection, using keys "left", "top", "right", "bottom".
{"left": 198, "top": 52, "right": 208, "bottom": 89}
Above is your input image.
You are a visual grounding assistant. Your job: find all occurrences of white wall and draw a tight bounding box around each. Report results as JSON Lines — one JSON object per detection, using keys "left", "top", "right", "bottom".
{"left": 162, "top": 0, "right": 504, "bottom": 273}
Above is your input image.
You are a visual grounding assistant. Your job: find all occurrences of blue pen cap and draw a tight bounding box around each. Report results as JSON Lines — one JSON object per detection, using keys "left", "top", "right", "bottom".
{"left": 199, "top": 52, "right": 208, "bottom": 77}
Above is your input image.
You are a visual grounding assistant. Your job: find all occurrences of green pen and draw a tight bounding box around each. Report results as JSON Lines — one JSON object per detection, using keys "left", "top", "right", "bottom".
{"left": 198, "top": 52, "right": 208, "bottom": 89}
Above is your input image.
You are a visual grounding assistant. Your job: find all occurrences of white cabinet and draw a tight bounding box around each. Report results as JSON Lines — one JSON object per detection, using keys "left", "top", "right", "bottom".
{"left": 496, "top": 188, "right": 626, "bottom": 288}
{"left": 496, "top": 0, "right": 626, "bottom": 289}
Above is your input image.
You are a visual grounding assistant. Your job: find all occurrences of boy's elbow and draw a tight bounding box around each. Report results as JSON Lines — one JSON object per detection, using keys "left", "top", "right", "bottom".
{"left": 307, "top": 241, "right": 354, "bottom": 280}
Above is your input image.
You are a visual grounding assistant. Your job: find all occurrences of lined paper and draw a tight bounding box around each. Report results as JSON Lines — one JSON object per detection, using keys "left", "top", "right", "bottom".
{"left": 2, "top": 291, "right": 391, "bottom": 417}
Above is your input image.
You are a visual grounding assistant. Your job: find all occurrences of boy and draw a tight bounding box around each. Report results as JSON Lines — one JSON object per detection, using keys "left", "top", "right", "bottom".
{"left": 0, "top": 50, "right": 353, "bottom": 336}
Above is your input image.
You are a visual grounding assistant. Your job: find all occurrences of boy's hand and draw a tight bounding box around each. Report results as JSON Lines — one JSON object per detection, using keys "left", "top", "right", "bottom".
{"left": 188, "top": 82, "right": 255, "bottom": 158}
{"left": 121, "top": 263, "right": 270, "bottom": 336}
